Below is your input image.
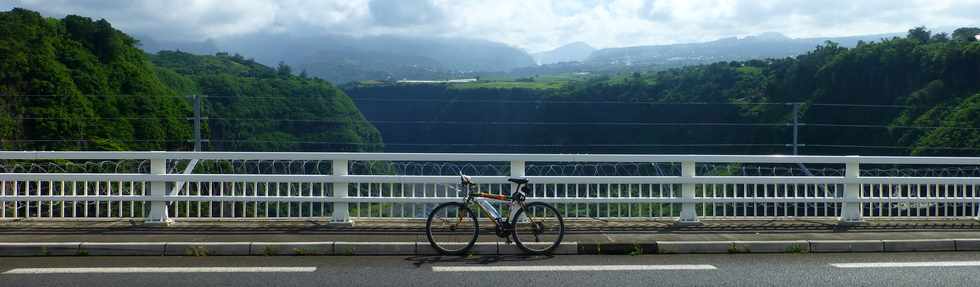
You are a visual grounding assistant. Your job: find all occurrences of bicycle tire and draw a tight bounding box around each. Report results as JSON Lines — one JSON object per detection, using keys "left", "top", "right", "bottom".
{"left": 425, "top": 202, "right": 479, "bottom": 256}
{"left": 511, "top": 202, "right": 565, "bottom": 255}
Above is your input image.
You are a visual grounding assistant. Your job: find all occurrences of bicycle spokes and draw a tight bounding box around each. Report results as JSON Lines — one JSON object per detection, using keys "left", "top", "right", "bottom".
{"left": 426, "top": 203, "right": 479, "bottom": 255}
{"left": 511, "top": 202, "right": 564, "bottom": 254}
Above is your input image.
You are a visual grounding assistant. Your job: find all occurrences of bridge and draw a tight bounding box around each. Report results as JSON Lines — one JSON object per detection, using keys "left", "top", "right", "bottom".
{"left": 2, "top": 151, "right": 978, "bottom": 224}
{"left": 4, "top": 151, "right": 980, "bottom": 286}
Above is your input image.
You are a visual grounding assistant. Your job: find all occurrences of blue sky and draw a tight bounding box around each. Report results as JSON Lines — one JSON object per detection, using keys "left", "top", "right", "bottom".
{"left": 4, "top": 0, "right": 979, "bottom": 52}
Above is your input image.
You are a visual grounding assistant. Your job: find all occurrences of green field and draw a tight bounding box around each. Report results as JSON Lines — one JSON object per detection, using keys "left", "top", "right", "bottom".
{"left": 449, "top": 73, "right": 593, "bottom": 90}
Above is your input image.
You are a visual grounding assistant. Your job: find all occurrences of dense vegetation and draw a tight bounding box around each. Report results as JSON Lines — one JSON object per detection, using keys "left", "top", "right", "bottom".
{"left": 149, "top": 51, "right": 382, "bottom": 152}
{"left": 0, "top": 8, "right": 381, "bottom": 152}
{"left": 346, "top": 27, "right": 980, "bottom": 156}
{"left": 0, "top": 8, "right": 190, "bottom": 150}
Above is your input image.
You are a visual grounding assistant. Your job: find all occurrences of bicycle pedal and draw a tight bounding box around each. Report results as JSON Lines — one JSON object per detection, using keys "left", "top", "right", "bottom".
{"left": 505, "top": 239, "right": 513, "bottom": 245}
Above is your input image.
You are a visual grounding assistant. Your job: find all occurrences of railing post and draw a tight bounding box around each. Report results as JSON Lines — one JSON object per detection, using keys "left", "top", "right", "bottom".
{"left": 510, "top": 160, "right": 526, "bottom": 178}
{"left": 678, "top": 161, "right": 699, "bottom": 224}
{"left": 510, "top": 160, "right": 526, "bottom": 221}
{"left": 144, "top": 155, "right": 173, "bottom": 225}
{"left": 841, "top": 160, "right": 863, "bottom": 223}
{"left": 331, "top": 159, "right": 351, "bottom": 224}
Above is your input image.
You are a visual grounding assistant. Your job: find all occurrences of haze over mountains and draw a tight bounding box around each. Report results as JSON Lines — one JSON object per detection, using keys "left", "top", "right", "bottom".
{"left": 140, "top": 34, "right": 534, "bottom": 84}
{"left": 532, "top": 42, "right": 595, "bottom": 65}
{"left": 141, "top": 30, "right": 914, "bottom": 83}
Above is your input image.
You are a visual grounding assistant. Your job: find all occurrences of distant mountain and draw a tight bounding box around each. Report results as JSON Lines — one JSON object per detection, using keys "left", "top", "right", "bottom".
{"left": 585, "top": 32, "right": 904, "bottom": 67}
{"left": 138, "top": 33, "right": 536, "bottom": 84}
{"left": 532, "top": 42, "right": 595, "bottom": 65}
{"left": 298, "top": 46, "right": 451, "bottom": 85}
{"left": 137, "top": 35, "right": 219, "bottom": 55}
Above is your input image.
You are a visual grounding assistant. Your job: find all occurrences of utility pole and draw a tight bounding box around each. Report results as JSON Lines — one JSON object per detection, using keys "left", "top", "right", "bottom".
{"left": 790, "top": 102, "right": 815, "bottom": 176}
{"left": 792, "top": 102, "right": 800, "bottom": 155}
{"left": 192, "top": 94, "right": 202, "bottom": 151}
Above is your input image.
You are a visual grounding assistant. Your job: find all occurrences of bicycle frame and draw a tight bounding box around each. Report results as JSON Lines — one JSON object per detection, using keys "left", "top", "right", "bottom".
{"left": 457, "top": 182, "right": 529, "bottom": 229}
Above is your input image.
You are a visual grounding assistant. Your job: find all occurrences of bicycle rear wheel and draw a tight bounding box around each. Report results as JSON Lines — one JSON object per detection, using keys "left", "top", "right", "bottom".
{"left": 425, "top": 202, "right": 479, "bottom": 255}
{"left": 511, "top": 202, "right": 565, "bottom": 255}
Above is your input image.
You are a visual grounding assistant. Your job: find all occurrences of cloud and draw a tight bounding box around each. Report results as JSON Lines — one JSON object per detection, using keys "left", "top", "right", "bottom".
{"left": 5, "top": 0, "right": 980, "bottom": 52}
{"left": 369, "top": 0, "right": 444, "bottom": 27}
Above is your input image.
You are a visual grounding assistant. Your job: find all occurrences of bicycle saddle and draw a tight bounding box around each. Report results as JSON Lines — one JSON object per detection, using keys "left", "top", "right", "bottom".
{"left": 507, "top": 177, "right": 529, "bottom": 184}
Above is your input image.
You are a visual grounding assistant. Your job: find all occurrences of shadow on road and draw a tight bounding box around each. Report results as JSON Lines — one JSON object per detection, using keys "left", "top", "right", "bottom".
{"left": 406, "top": 254, "right": 555, "bottom": 267}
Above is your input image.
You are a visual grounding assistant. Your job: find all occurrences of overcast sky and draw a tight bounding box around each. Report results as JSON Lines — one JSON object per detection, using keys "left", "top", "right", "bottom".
{"left": 4, "top": 0, "right": 978, "bottom": 52}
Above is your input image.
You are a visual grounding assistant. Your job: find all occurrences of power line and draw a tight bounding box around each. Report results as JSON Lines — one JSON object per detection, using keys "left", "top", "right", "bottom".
{"left": 350, "top": 98, "right": 791, "bottom": 105}
{"left": 805, "top": 144, "right": 980, "bottom": 151}
{"left": 807, "top": 103, "right": 912, "bottom": 108}
{"left": 7, "top": 139, "right": 978, "bottom": 151}
{"left": 206, "top": 118, "right": 791, "bottom": 127}
{"left": 2, "top": 94, "right": 953, "bottom": 109}
{"left": 804, "top": 123, "right": 980, "bottom": 131}
{"left": 14, "top": 116, "right": 980, "bottom": 131}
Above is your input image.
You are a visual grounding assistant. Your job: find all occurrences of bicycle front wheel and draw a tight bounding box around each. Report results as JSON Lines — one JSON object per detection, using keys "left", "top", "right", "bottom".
{"left": 512, "top": 202, "right": 565, "bottom": 255}
{"left": 425, "top": 202, "right": 479, "bottom": 256}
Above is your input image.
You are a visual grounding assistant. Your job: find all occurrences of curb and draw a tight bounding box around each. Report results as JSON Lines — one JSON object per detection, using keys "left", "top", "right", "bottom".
{"left": 1, "top": 239, "right": 978, "bottom": 256}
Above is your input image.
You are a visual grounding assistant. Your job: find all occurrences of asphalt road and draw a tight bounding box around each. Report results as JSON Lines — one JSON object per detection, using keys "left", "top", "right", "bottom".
{"left": 3, "top": 253, "right": 980, "bottom": 287}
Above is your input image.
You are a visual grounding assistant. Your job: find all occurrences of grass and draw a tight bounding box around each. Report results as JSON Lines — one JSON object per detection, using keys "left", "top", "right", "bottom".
{"left": 628, "top": 243, "right": 644, "bottom": 256}
{"left": 785, "top": 244, "right": 808, "bottom": 254}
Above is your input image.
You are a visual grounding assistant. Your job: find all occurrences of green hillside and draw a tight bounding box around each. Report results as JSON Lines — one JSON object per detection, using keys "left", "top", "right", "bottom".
{"left": 346, "top": 27, "right": 980, "bottom": 155}
{"left": 0, "top": 8, "right": 190, "bottom": 150}
{"left": 149, "top": 51, "right": 383, "bottom": 152}
{"left": 0, "top": 8, "right": 381, "bottom": 152}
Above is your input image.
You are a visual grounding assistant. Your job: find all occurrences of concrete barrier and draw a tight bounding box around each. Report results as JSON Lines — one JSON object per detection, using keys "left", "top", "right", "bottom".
{"left": 733, "top": 241, "right": 810, "bottom": 253}
{"left": 499, "top": 242, "right": 579, "bottom": 255}
{"left": 577, "top": 242, "right": 657, "bottom": 255}
{"left": 883, "top": 239, "right": 956, "bottom": 252}
{"left": 80, "top": 242, "right": 166, "bottom": 256}
{"left": 0, "top": 242, "right": 80, "bottom": 256}
{"left": 165, "top": 242, "right": 252, "bottom": 256}
{"left": 954, "top": 239, "right": 980, "bottom": 251}
{"left": 809, "top": 240, "right": 883, "bottom": 253}
{"left": 416, "top": 242, "right": 497, "bottom": 256}
{"left": 1, "top": 238, "right": 978, "bottom": 256}
{"left": 251, "top": 242, "right": 333, "bottom": 256}
{"left": 657, "top": 241, "right": 732, "bottom": 254}
{"left": 334, "top": 242, "right": 416, "bottom": 255}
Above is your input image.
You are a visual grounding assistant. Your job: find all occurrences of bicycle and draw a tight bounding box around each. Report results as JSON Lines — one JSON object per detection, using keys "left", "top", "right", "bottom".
{"left": 425, "top": 173, "right": 565, "bottom": 255}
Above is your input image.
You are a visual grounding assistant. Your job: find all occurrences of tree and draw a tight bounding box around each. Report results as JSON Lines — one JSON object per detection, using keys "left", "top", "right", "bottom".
{"left": 276, "top": 61, "right": 292, "bottom": 77}
{"left": 952, "top": 27, "right": 980, "bottom": 42}
{"left": 907, "top": 26, "right": 931, "bottom": 43}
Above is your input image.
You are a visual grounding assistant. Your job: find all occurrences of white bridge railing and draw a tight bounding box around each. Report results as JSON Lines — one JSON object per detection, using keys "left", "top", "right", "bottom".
{"left": 1, "top": 151, "right": 979, "bottom": 224}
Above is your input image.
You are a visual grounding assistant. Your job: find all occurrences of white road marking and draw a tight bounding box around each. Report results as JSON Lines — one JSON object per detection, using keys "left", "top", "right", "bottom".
{"left": 432, "top": 265, "right": 717, "bottom": 272}
{"left": 831, "top": 261, "right": 980, "bottom": 268}
{"left": 1, "top": 267, "right": 317, "bottom": 274}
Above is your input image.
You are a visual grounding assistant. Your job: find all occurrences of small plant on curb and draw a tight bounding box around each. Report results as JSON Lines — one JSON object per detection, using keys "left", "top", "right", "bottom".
{"left": 40, "top": 246, "right": 50, "bottom": 256}
{"left": 292, "top": 248, "right": 306, "bottom": 256}
{"left": 76, "top": 249, "right": 89, "bottom": 256}
{"left": 186, "top": 246, "right": 209, "bottom": 256}
{"left": 263, "top": 246, "right": 277, "bottom": 256}
{"left": 628, "top": 243, "right": 644, "bottom": 256}
{"left": 727, "top": 245, "right": 748, "bottom": 254}
{"left": 785, "top": 244, "right": 808, "bottom": 254}
{"left": 465, "top": 251, "right": 477, "bottom": 259}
